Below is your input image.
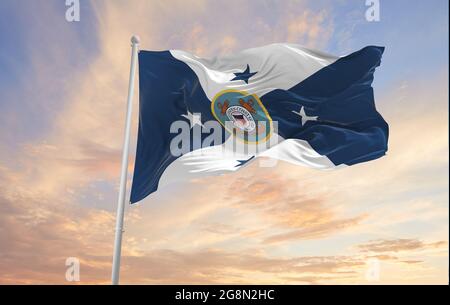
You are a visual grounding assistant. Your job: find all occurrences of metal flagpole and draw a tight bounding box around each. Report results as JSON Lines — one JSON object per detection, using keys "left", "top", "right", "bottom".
{"left": 111, "top": 35, "right": 140, "bottom": 285}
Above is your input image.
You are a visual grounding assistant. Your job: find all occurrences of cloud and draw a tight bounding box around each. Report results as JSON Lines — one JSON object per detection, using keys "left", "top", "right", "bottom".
{"left": 217, "top": 168, "right": 367, "bottom": 243}
{"left": 119, "top": 249, "right": 366, "bottom": 284}
{"left": 0, "top": 178, "right": 367, "bottom": 285}
{"left": 0, "top": 187, "right": 115, "bottom": 284}
{"left": 357, "top": 239, "right": 447, "bottom": 253}
{"left": 263, "top": 216, "right": 366, "bottom": 244}
{"left": 286, "top": 10, "right": 332, "bottom": 47}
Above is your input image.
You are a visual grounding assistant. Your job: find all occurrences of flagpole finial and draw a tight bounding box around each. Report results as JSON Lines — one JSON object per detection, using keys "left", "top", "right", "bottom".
{"left": 131, "top": 35, "right": 140, "bottom": 45}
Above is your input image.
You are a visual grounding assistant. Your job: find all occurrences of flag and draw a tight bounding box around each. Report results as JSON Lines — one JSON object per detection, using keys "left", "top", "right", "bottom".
{"left": 130, "top": 43, "right": 388, "bottom": 203}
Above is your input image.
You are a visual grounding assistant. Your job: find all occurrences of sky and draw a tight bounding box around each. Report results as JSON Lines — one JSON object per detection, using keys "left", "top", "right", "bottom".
{"left": 0, "top": 0, "right": 448, "bottom": 284}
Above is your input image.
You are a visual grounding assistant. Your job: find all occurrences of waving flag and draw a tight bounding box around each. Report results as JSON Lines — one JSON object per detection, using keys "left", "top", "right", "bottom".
{"left": 130, "top": 44, "right": 388, "bottom": 203}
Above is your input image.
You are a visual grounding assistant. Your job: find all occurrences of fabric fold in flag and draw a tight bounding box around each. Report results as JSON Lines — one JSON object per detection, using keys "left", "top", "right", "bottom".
{"left": 130, "top": 43, "right": 389, "bottom": 204}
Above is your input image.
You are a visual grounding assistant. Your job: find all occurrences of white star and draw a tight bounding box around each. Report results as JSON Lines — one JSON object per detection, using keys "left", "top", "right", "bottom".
{"left": 182, "top": 111, "right": 203, "bottom": 128}
{"left": 292, "top": 106, "right": 318, "bottom": 126}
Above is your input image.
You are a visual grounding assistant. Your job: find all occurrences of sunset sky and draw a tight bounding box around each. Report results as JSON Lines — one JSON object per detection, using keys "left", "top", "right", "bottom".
{"left": 0, "top": 0, "right": 448, "bottom": 284}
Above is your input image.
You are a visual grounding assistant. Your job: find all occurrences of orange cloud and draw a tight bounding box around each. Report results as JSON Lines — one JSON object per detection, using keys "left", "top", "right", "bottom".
{"left": 357, "top": 239, "right": 447, "bottom": 253}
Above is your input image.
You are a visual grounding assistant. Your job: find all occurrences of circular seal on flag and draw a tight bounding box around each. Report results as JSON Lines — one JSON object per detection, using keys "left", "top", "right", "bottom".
{"left": 211, "top": 89, "right": 272, "bottom": 143}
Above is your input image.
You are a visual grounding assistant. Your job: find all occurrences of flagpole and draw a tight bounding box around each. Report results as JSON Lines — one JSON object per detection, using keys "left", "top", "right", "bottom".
{"left": 111, "top": 35, "right": 140, "bottom": 285}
